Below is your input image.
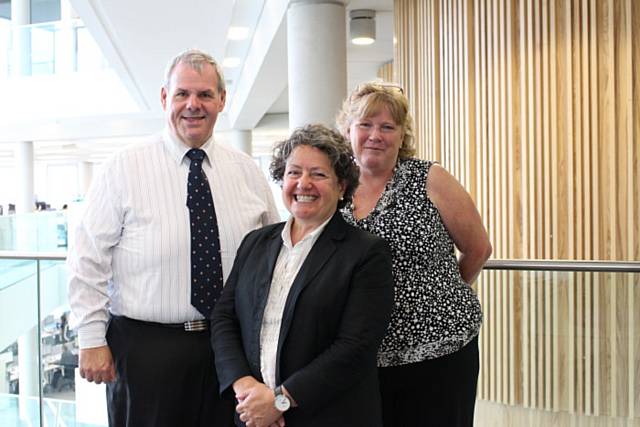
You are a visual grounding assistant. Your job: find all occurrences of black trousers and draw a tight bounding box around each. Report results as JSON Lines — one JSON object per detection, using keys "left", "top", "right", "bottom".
{"left": 106, "top": 316, "right": 235, "bottom": 427}
{"left": 379, "top": 336, "right": 479, "bottom": 427}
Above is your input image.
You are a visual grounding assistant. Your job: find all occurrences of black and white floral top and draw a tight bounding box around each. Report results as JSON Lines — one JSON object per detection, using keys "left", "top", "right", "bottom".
{"left": 342, "top": 158, "right": 482, "bottom": 367}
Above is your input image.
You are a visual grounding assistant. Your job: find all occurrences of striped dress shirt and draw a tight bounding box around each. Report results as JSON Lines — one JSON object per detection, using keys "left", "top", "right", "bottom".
{"left": 67, "top": 130, "right": 280, "bottom": 349}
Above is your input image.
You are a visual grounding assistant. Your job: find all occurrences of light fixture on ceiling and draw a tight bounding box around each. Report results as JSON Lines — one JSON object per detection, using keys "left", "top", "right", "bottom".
{"left": 350, "top": 9, "right": 376, "bottom": 45}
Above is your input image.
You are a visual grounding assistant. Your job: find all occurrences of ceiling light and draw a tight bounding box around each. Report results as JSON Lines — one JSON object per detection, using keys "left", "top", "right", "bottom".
{"left": 223, "top": 57, "right": 241, "bottom": 68}
{"left": 228, "top": 26, "right": 250, "bottom": 41}
{"left": 350, "top": 9, "right": 376, "bottom": 45}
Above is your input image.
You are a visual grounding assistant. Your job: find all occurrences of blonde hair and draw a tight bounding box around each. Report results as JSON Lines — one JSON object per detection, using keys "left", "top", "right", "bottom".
{"left": 336, "top": 82, "right": 416, "bottom": 160}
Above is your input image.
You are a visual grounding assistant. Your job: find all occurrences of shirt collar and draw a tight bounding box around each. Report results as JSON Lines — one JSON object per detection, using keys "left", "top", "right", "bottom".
{"left": 162, "top": 128, "right": 216, "bottom": 167}
{"left": 280, "top": 214, "right": 333, "bottom": 250}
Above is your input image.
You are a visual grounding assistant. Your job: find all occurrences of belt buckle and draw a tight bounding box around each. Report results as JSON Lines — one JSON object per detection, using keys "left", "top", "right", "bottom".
{"left": 184, "top": 319, "right": 208, "bottom": 331}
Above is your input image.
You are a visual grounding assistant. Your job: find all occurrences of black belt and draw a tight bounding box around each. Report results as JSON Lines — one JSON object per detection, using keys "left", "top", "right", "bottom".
{"left": 115, "top": 316, "right": 209, "bottom": 332}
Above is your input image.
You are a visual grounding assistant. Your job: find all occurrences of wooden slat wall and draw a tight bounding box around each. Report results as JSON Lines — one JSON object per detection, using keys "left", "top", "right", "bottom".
{"left": 377, "top": 61, "right": 394, "bottom": 82}
{"left": 394, "top": 0, "right": 640, "bottom": 420}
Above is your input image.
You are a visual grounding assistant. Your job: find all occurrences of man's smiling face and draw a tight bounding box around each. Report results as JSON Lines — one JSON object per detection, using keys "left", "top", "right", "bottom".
{"left": 161, "top": 62, "right": 226, "bottom": 148}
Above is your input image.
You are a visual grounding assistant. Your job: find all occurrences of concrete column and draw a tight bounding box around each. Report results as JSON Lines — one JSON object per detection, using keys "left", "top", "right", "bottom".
{"left": 18, "top": 326, "right": 39, "bottom": 421}
{"left": 0, "top": 352, "right": 12, "bottom": 394}
{"left": 60, "top": 0, "right": 76, "bottom": 19}
{"left": 78, "top": 161, "right": 93, "bottom": 199}
{"left": 56, "top": 0, "right": 76, "bottom": 73}
{"left": 230, "top": 130, "right": 253, "bottom": 156}
{"left": 287, "top": 0, "right": 347, "bottom": 129}
{"left": 16, "top": 141, "right": 35, "bottom": 214}
{"left": 11, "top": 0, "right": 31, "bottom": 76}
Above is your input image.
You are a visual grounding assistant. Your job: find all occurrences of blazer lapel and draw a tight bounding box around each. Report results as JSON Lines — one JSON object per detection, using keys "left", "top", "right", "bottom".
{"left": 251, "top": 225, "right": 284, "bottom": 371}
{"left": 275, "top": 213, "right": 347, "bottom": 382}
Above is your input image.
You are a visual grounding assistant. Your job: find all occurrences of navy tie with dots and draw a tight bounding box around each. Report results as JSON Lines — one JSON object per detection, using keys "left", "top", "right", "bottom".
{"left": 186, "top": 148, "right": 223, "bottom": 318}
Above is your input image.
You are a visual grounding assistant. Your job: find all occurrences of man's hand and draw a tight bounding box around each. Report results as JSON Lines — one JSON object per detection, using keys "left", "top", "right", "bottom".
{"left": 79, "top": 346, "right": 116, "bottom": 384}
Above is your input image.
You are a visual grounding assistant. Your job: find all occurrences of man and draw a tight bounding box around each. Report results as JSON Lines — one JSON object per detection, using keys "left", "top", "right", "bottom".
{"left": 67, "top": 49, "right": 280, "bottom": 427}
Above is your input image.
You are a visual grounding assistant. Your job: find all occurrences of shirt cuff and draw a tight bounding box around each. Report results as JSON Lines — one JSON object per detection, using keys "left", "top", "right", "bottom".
{"left": 78, "top": 321, "right": 108, "bottom": 349}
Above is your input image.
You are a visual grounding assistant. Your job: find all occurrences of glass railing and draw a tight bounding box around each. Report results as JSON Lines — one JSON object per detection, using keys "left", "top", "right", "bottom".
{"left": 476, "top": 260, "right": 640, "bottom": 424}
{"left": 0, "top": 211, "right": 68, "bottom": 252}
{"left": 0, "top": 253, "right": 638, "bottom": 426}
{"left": 0, "top": 252, "right": 107, "bottom": 427}
{"left": 0, "top": 19, "right": 108, "bottom": 78}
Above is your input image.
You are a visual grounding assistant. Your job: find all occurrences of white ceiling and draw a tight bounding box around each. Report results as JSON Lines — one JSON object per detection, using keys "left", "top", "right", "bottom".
{"left": 0, "top": 0, "right": 394, "bottom": 164}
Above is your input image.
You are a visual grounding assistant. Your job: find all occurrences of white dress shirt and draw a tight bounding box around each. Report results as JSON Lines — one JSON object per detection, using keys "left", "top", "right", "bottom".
{"left": 259, "top": 215, "right": 331, "bottom": 389}
{"left": 68, "top": 130, "right": 280, "bottom": 349}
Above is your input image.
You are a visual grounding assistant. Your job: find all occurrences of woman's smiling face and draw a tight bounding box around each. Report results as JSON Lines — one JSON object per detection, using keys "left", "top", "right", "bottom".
{"left": 348, "top": 106, "right": 403, "bottom": 174}
{"left": 282, "top": 145, "right": 345, "bottom": 229}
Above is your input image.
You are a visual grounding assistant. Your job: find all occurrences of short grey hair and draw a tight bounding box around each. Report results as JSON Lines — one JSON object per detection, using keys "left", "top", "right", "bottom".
{"left": 163, "top": 48, "right": 226, "bottom": 93}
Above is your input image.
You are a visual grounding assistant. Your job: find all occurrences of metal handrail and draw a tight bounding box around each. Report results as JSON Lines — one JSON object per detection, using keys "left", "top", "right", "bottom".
{"left": 1, "top": 252, "right": 638, "bottom": 272}
{"left": 484, "top": 259, "right": 640, "bottom": 273}
{"left": 0, "top": 251, "right": 66, "bottom": 261}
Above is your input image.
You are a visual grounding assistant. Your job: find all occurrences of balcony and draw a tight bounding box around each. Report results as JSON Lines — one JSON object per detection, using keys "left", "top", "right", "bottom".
{"left": 0, "top": 17, "right": 140, "bottom": 135}
{"left": 0, "top": 211, "right": 638, "bottom": 426}
{"left": 0, "top": 18, "right": 108, "bottom": 78}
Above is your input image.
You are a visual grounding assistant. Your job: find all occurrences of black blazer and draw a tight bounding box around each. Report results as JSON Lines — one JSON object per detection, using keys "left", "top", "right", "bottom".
{"left": 211, "top": 212, "right": 393, "bottom": 427}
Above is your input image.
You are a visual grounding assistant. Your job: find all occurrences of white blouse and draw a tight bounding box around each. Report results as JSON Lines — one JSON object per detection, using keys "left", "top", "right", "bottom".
{"left": 259, "top": 215, "right": 331, "bottom": 389}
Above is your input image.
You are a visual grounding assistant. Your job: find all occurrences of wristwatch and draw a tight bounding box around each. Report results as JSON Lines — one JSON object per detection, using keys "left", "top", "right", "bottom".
{"left": 274, "top": 385, "right": 291, "bottom": 412}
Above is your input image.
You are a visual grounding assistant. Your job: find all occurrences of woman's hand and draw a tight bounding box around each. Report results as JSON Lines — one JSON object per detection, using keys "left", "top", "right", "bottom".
{"left": 234, "top": 379, "right": 285, "bottom": 427}
{"left": 233, "top": 376, "right": 260, "bottom": 399}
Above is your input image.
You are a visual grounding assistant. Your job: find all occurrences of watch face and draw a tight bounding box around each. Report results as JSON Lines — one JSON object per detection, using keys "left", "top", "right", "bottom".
{"left": 275, "top": 393, "right": 291, "bottom": 412}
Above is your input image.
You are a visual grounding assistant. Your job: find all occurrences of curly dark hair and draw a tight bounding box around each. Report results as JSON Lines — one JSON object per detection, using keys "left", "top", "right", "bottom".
{"left": 270, "top": 124, "right": 360, "bottom": 209}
